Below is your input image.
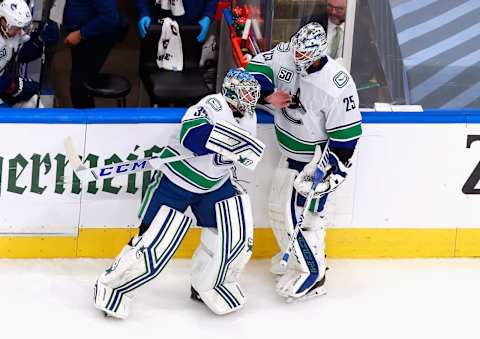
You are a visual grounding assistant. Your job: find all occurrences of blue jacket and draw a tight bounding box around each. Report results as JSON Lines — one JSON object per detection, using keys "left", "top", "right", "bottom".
{"left": 135, "top": 0, "right": 218, "bottom": 25}
{"left": 63, "top": 0, "right": 121, "bottom": 39}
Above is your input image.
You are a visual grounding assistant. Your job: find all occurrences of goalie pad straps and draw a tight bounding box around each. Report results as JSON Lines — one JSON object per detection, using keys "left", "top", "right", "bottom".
{"left": 94, "top": 205, "right": 192, "bottom": 318}
{"left": 191, "top": 194, "right": 254, "bottom": 315}
{"left": 205, "top": 120, "right": 265, "bottom": 170}
{"left": 280, "top": 210, "right": 326, "bottom": 297}
{"left": 268, "top": 167, "right": 298, "bottom": 274}
{"left": 268, "top": 168, "right": 327, "bottom": 296}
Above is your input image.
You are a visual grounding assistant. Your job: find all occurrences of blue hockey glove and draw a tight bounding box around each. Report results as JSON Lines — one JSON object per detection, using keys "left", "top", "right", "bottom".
{"left": 40, "top": 19, "right": 60, "bottom": 45}
{"left": 315, "top": 152, "right": 349, "bottom": 196}
{"left": 1, "top": 77, "right": 39, "bottom": 106}
{"left": 197, "top": 16, "right": 211, "bottom": 43}
{"left": 138, "top": 16, "right": 151, "bottom": 38}
{"left": 29, "top": 20, "right": 60, "bottom": 46}
{"left": 327, "top": 152, "right": 348, "bottom": 179}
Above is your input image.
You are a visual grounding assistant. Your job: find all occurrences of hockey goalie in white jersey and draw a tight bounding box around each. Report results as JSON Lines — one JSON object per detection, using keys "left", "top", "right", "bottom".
{"left": 93, "top": 68, "right": 264, "bottom": 318}
{"left": 246, "top": 22, "right": 362, "bottom": 302}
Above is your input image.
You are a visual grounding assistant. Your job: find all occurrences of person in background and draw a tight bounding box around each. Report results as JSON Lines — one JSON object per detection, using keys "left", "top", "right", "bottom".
{"left": 324, "top": 0, "right": 347, "bottom": 59}
{"left": 135, "top": 0, "right": 218, "bottom": 42}
{"left": 63, "top": 0, "right": 128, "bottom": 108}
{"left": 306, "top": 0, "right": 347, "bottom": 60}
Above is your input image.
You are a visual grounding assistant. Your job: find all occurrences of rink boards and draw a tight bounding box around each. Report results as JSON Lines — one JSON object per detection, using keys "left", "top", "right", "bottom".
{"left": 0, "top": 108, "right": 479, "bottom": 258}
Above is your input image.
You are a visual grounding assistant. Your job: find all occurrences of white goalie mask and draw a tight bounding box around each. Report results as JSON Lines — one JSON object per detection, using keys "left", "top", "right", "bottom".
{"left": 290, "top": 22, "right": 328, "bottom": 75}
{"left": 222, "top": 68, "right": 261, "bottom": 117}
{"left": 0, "top": 0, "right": 32, "bottom": 39}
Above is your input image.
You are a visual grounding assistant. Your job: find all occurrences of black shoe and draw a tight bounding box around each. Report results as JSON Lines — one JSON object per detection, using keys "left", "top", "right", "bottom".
{"left": 190, "top": 286, "right": 203, "bottom": 303}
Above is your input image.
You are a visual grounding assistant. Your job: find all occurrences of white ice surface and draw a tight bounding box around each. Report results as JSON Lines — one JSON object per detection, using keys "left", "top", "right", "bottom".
{"left": 1, "top": 259, "right": 479, "bottom": 339}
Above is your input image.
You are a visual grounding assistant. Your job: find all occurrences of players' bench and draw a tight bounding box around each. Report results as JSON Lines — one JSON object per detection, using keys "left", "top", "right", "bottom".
{"left": 139, "top": 23, "right": 213, "bottom": 107}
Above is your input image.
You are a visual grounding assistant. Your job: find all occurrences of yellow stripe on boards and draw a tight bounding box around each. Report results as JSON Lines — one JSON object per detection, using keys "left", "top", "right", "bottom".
{"left": 0, "top": 236, "right": 77, "bottom": 258}
{"left": 454, "top": 229, "right": 480, "bottom": 256}
{"left": 77, "top": 228, "right": 138, "bottom": 258}
{"left": 0, "top": 228, "right": 479, "bottom": 259}
{"left": 326, "top": 228, "right": 456, "bottom": 258}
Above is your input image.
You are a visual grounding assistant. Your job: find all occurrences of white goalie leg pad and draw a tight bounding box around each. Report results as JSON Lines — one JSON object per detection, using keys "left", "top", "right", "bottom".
{"left": 205, "top": 120, "right": 265, "bottom": 170}
{"left": 191, "top": 194, "right": 254, "bottom": 315}
{"left": 94, "top": 205, "right": 192, "bottom": 318}
{"left": 268, "top": 167, "right": 298, "bottom": 275}
{"left": 276, "top": 211, "right": 327, "bottom": 301}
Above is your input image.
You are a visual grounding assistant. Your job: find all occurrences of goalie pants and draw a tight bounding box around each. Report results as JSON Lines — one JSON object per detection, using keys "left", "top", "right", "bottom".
{"left": 139, "top": 171, "right": 237, "bottom": 231}
{"left": 287, "top": 158, "right": 329, "bottom": 213}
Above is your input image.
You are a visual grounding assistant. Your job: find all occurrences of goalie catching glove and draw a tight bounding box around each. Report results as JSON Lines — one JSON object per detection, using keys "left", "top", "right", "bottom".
{"left": 206, "top": 120, "right": 265, "bottom": 171}
{"left": 294, "top": 151, "right": 350, "bottom": 198}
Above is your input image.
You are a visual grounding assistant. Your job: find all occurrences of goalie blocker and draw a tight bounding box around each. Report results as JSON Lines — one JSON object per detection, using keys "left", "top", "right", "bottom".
{"left": 206, "top": 120, "right": 265, "bottom": 171}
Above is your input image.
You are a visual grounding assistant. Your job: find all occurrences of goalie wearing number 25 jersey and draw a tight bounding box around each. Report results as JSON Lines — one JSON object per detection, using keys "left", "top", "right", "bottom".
{"left": 246, "top": 22, "right": 362, "bottom": 302}
{"left": 93, "top": 69, "right": 265, "bottom": 319}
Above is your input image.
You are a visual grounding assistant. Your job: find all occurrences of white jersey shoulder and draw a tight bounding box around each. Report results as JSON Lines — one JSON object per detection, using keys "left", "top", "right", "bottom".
{"left": 184, "top": 94, "right": 233, "bottom": 123}
{"left": 185, "top": 93, "right": 256, "bottom": 136}
{"left": 270, "top": 43, "right": 297, "bottom": 88}
{"left": 303, "top": 57, "right": 357, "bottom": 100}
{"left": 251, "top": 42, "right": 297, "bottom": 91}
{"left": 301, "top": 57, "right": 362, "bottom": 143}
{"left": 197, "top": 93, "right": 231, "bottom": 120}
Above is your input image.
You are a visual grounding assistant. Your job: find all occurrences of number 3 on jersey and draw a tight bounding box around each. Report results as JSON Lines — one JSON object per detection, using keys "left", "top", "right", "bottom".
{"left": 343, "top": 96, "right": 356, "bottom": 112}
{"left": 193, "top": 106, "right": 207, "bottom": 117}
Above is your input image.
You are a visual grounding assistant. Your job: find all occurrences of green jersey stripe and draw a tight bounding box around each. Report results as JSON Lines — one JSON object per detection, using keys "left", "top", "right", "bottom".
{"left": 162, "top": 148, "right": 224, "bottom": 191}
{"left": 179, "top": 118, "right": 210, "bottom": 144}
{"left": 245, "top": 63, "right": 275, "bottom": 85}
{"left": 138, "top": 171, "right": 163, "bottom": 219}
{"left": 327, "top": 123, "right": 362, "bottom": 141}
{"left": 327, "top": 120, "right": 362, "bottom": 133}
{"left": 275, "top": 125, "right": 324, "bottom": 154}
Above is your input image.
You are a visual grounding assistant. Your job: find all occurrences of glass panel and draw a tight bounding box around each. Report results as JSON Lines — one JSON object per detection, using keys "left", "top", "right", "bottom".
{"left": 350, "top": 0, "right": 396, "bottom": 107}
{"left": 351, "top": 0, "right": 480, "bottom": 109}
{"left": 271, "top": 0, "right": 327, "bottom": 47}
{"left": 229, "top": 0, "right": 270, "bottom": 51}
{"left": 388, "top": 0, "right": 480, "bottom": 108}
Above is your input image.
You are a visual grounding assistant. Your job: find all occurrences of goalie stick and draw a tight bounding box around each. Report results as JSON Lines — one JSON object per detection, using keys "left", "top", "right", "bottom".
{"left": 63, "top": 137, "right": 198, "bottom": 183}
{"left": 280, "top": 142, "right": 331, "bottom": 267}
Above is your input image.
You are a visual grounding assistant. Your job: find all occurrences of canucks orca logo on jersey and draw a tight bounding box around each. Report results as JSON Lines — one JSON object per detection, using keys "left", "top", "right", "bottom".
{"left": 288, "top": 88, "right": 306, "bottom": 112}
{"left": 281, "top": 88, "right": 306, "bottom": 125}
{"left": 333, "top": 71, "right": 349, "bottom": 88}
